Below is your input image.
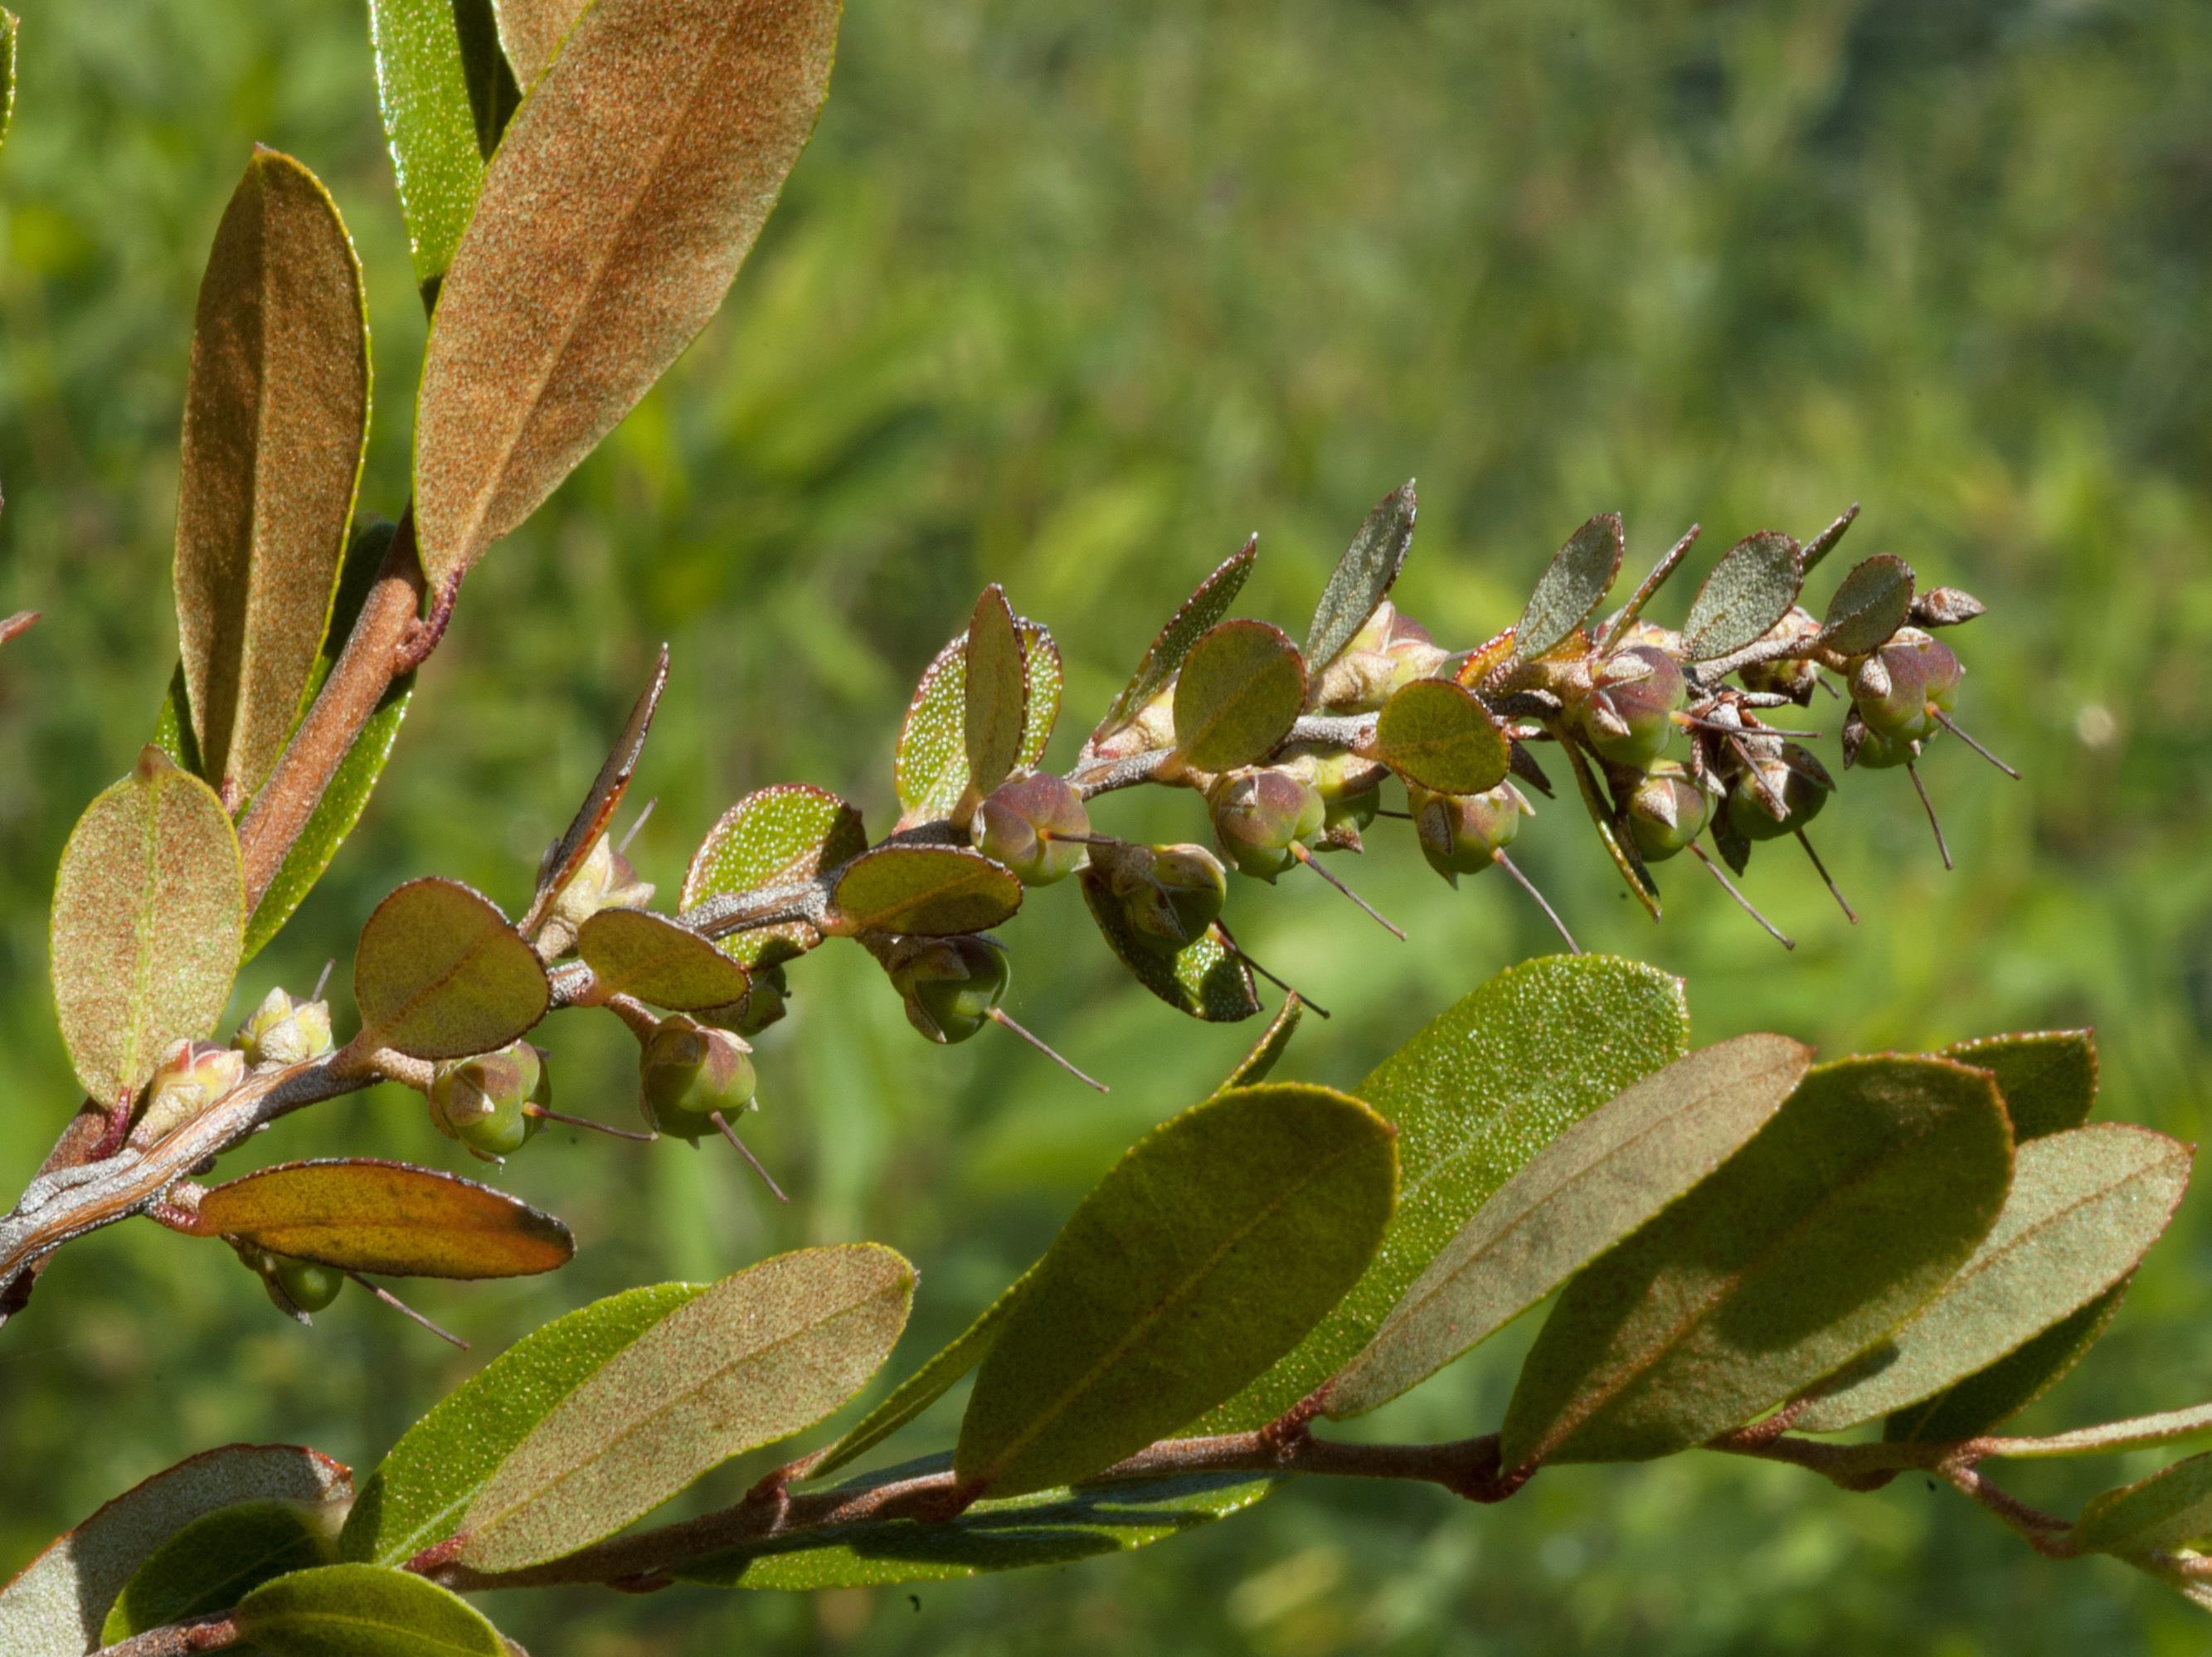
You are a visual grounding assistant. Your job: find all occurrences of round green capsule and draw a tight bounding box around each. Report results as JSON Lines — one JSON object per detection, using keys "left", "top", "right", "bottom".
{"left": 1580, "top": 645, "right": 1685, "bottom": 770}
{"left": 270, "top": 1255, "right": 343, "bottom": 1313}
{"left": 1209, "top": 768, "right": 1326, "bottom": 882}
{"left": 971, "top": 772, "right": 1090, "bottom": 887}
{"left": 1119, "top": 843, "right": 1230, "bottom": 951}
{"left": 889, "top": 934, "right": 1012, "bottom": 1044}
{"left": 639, "top": 1015, "right": 758, "bottom": 1142}
{"left": 1851, "top": 629, "right": 1961, "bottom": 740}
{"left": 1625, "top": 762, "right": 1713, "bottom": 863}
{"left": 429, "top": 1042, "right": 547, "bottom": 1163}
{"left": 1725, "top": 743, "right": 1831, "bottom": 841}
{"left": 1410, "top": 781, "right": 1528, "bottom": 882}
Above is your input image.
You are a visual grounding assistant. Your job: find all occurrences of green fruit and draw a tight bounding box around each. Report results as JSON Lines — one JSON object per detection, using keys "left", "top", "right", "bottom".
{"left": 971, "top": 773, "right": 1090, "bottom": 887}
{"left": 639, "top": 1014, "right": 758, "bottom": 1141}
{"left": 1116, "top": 843, "right": 1230, "bottom": 950}
{"left": 1626, "top": 762, "right": 1712, "bottom": 862}
{"left": 1580, "top": 645, "right": 1685, "bottom": 769}
{"left": 1209, "top": 769, "right": 1326, "bottom": 882}
{"left": 1725, "top": 743, "right": 1832, "bottom": 841}
{"left": 1411, "top": 781, "right": 1526, "bottom": 882}
{"left": 1849, "top": 722, "right": 1922, "bottom": 770}
{"left": 430, "top": 1042, "right": 547, "bottom": 1163}
{"left": 887, "top": 934, "right": 1012, "bottom": 1044}
{"left": 1851, "top": 629, "right": 1961, "bottom": 739}
{"left": 270, "top": 1255, "right": 343, "bottom": 1313}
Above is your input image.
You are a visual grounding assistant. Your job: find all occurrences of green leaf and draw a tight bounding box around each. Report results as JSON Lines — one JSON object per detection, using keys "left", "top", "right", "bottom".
{"left": 459, "top": 1245, "right": 915, "bottom": 1572}
{"left": 2076, "top": 1452, "right": 2212, "bottom": 1557}
{"left": 102, "top": 1499, "right": 338, "bottom": 1643}
{"left": 0, "top": 1446, "right": 350, "bottom": 1657}
{"left": 1369, "top": 678, "right": 1509, "bottom": 795}
{"left": 680, "top": 782, "right": 864, "bottom": 966}
{"left": 353, "top": 877, "right": 549, "bottom": 1060}
{"left": 174, "top": 148, "right": 370, "bottom": 807}
{"left": 1215, "top": 993, "right": 1304, "bottom": 1091}
{"left": 1017, "top": 621, "right": 1062, "bottom": 769}
{"left": 897, "top": 618, "right": 1068, "bottom": 822}
{"left": 1794, "top": 1125, "right": 2189, "bottom": 1432}
{"left": 1818, "top": 553, "right": 1915, "bottom": 655}
{"left": 0, "top": 11, "right": 16, "bottom": 154}
{"left": 49, "top": 747, "right": 245, "bottom": 1105}
{"left": 366, "top": 0, "right": 497, "bottom": 294}
{"left": 674, "top": 1455, "right": 1279, "bottom": 1589}
{"left": 964, "top": 584, "right": 1026, "bottom": 798}
{"left": 576, "top": 908, "right": 751, "bottom": 1010}
{"left": 241, "top": 521, "right": 415, "bottom": 963}
{"left": 1325, "top": 1034, "right": 1811, "bottom": 1421}
{"left": 1194, "top": 955, "right": 1688, "bottom": 1432}
{"left": 1884, "top": 1280, "right": 2127, "bottom": 1446}
{"left": 1076, "top": 863, "right": 1257, "bottom": 1023}
{"left": 1305, "top": 480, "right": 1416, "bottom": 669}
{"left": 1515, "top": 513, "right": 1622, "bottom": 659}
{"left": 192, "top": 1159, "right": 575, "bottom": 1280}
{"left": 1170, "top": 620, "right": 1306, "bottom": 774}
{"left": 1681, "top": 531, "right": 1802, "bottom": 662}
{"left": 829, "top": 846, "right": 1023, "bottom": 937}
{"left": 493, "top": 0, "right": 589, "bottom": 88}
{"left": 955, "top": 1084, "right": 1397, "bottom": 1499}
{"left": 1501, "top": 1055, "right": 2014, "bottom": 1466}
{"left": 1096, "top": 536, "right": 1257, "bottom": 736}
{"left": 342, "top": 1283, "right": 704, "bottom": 1565}
{"left": 411, "top": 0, "right": 842, "bottom": 582}
{"left": 520, "top": 644, "right": 667, "bottom": 932}
{"left": 1979, "top": 1401, "right": 2212, "bottom": 1462}
{"left": 236, "top": 1564, "right": 503, "bottom": 1657}
{"left": 1944, "top": 1028, "right": 2096, "bottom": 1141}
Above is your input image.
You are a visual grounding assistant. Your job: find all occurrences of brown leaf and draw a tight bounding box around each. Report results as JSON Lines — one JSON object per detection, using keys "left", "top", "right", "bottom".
{"left": 494, "top": 0, "right": 589, "bottom": 88}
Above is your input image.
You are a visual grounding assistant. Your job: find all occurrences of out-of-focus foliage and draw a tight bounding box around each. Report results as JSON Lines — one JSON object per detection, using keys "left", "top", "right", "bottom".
{"left": 1, "top": 0, "right": 2209, "bottom": 1650}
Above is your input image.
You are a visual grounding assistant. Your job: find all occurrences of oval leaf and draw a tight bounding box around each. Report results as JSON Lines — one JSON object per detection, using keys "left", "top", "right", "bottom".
{"left": 412, "top": 0, "right": 841, "bottom": 581}
{"left": 576, "top": 908, "right": 751, "bottom": 1010}
{"left": 1681, "top": 530, "right": 1802, "bottom": 662}
{"left": 459, "top": 1245, "right": 915, "bottom": 1572}
{"left": 964, "top": 584, "right": 1026, "bottom": 797}
{"left": 1501, "top": 1055, "right": 2015, "bottom": 1466}
{"left": 897, "top": 621, "right": 1059, "bottom": 821}
{"left": 1170, "top": 619, "right": 1305, "bottom": 774}
{"left": 521, "top": 644, "right": 668, "bottom": 932}
{"left": 1818, "top": 553, "right": 1916, "bottom": 655}
{"left": 1370, "top": 678, "right": 1509, "bottom": 794}
{"left": 194, "top": 1159, "right": 574, "bottom": 1279}
{"left": 1793, "top": 1125, "right": 2190, "bottom": 1431}
{"left": 0, "top": 1446, "right": 350, "bottom": 1657}
{"left": 1305, "top": 480, "right": 1416, "bottom": 669}
{"left": 1076, "top": 860, "right": 1258, "bottom": 1023}
{"left": 680, "top": 782, "right": 864, "bottom": 965}
{"left": 1096, "top": 536, "right": 1258, "bottom": 737}
{"left": 1326, "top": 1033, "right": 1811, "bottom": 1420}
{"left": 829, "top": 846, "right": 1023, "bottom": 937}
{"left": 176, "top": 148, "right": 371, "bottom": 806}
{"left": 1016, "top": 620, "right": 1062, "bottom": 769}
{"left": 236, "top": 1563, "right": 503, "bottom": 1657}
{"left": 1884, "top": 1280, "right": 2128, "bottom": 1446}
{"left": 367, "top": 0, "right": 506, "bottom": 294}
{"left": 1194, "top": 955, "right": 1689, "bottom": 1432}
{"left": 1944, "top": 1028, "right": 2096, "bottom": 1142}
{"left": 103, "top": 1498, "right": 338, "bottom": 1643}
{"left": 354, "top": 877, "right": 549, "bottom": 1060}
{"left": 1516, "top": 513, "right": 1623, "bottom": 659}
{"left": 50, "top": 747, "right": 246, "bottom": 1105}
{"left": 343, "top": 1283, "right": 706, "bottom": 1565}
{"left": 955, "top": 1084, "right": 1398, "bottom": 1499}
{"left": 2076, "top": 1452, "right": 2212, "bottom": 1557}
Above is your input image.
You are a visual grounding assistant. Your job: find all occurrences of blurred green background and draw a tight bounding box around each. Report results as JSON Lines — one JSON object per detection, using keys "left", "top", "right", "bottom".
{"left": 3, "top": 0, "right": 2210, "bottom": 1650}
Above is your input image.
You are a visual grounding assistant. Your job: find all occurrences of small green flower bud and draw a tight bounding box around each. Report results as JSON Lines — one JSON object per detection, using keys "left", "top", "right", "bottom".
{"left": 639, "top": 1014, "right": 757, "bottom": 1142}
{"left": 430, "top": 1041, "right": 547, "bottom": 1163}
{"left": 1725, "top": 743, "right": 1833, "bottom": 841}
{"left": 234, "top": 985, "right": 334, "bottom": 1069}
{"left": 547, "top": 834, "right": 657, "bottom": 933}
{"left": 971, "top": 773, "right": 1090, "bottom": 887}
{"left": 700, "top": 961, "right": 790, "bottom": 1037}
{"left": 1625, "top": 761, "right": 1713, "bottom": 863}
{"left": 1850, "top": 629, "right": 1961, "bottom": 739}
{"left": 1208, "top": 769, "right": 1327, "bottom": 882}
{"left": 1579, "top": 646, "right": 1685, "bottom": 769}
{"left": 1112, "top": 843, "right": 1230, "bottom": 950}
{"left": 1410, "top": 782, "right": 1529, "bottom": 882}
{"left": 131, "top": 1039, "right": 247, "bottom": 1148}
{"left": 1737, "top": 606, "right": 1826, "bottom": 702}
{"left": 887, "top": 933, "right": 1012, "bottom": 1044}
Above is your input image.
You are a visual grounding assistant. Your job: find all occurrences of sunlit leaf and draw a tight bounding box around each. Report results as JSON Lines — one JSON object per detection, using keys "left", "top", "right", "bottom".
{"left": 1794, "top": 1125, "right": 2189, "bottom": 1431}
{"left": 1681, "top": 531, "right": 1802, "bottom": 662}
{"left": 173, "top": 148, "right": 370, "bottom": 807}
{"left": 1017, "top": 620, "right": 1062, "bottom": 768}
{"left": 1369, "top": 678, "right": 1509, "bottom": 794}
{"left": 1077, "top": 866, "right": 1257, "bottom": 1023}
{"left": 576, "top": 908, "right": 751, "bottom": 1010}
{"left": 829, "top": 846, "right": 1023, "bottom": 937}
{"left": 2075, "top": 1452, "right": 2212, "bottom": 1557}
{"left": 102, "top": 1498, "right": 338, "bottom": 1643}
{"left": 1944, "top": 1028, "right": 2096, "bottom": 1141}
{"left": 1502, "top": 1055, "right": 2014, "bottom": 1465}
{"left": 367, "top": 0, "right": 499, "bottom": 295}
{"left": 1170, "top": 620, "right": 1305, "bottom": 773}
{"left": 236, "top": 1563, "right": 503, "bottom": 1657}
{"left": 956, "top": 1085, "right": 1396, "bottom": 1499}
{"left": 0, "top": 1445, "right": 350, "bottom": 1657}
{"left": 898, "top": 620, "right": 1059, "bottom": 821}
{"left": 675, "top": 1455, "right": 1280, "bottom": 1589}
{"left": 494, "top": 0, "right": 588, "bottom": 87}
{"left": 520, "top": 644, "right": 668, "bottom": 932}
{"left": 1884, "top": 1280, "right": 2127, "bottom": 1446}
{"left": 1096, "top": 536, "right": 1257, "bottom": 736}
{"left": 411, "top": 0, "right": 841, "bottom": 581}
{"left": 1195, "top": 955, "right": 1689, "bottom": 1431}
{"left": 343, "top": 1284, "right": 705, "bottom": 1565}
{"left": 1325, "top": 1034, "right": 1811, "bottom": 1420}
{"left": 964, "top": 585, "right": 1026, "bottom": 798}
{"left": 191, "top": 1159, "right": 575, "bottom": 1279}
{"left": 459, "top": 1245, "right": 915, "bottom": 1572}
{"left": 680, "top": 782, "right": 864, "bottom": 965}
{"left": 1214, "top": 993, "right": 1304, "bottom": 1091}
{"left": 49, "top": 747, "right": 245, "bottom": 1105}
{"left": 354, "top": 877, "right": 548, "bottom": 1060}
{"left": 1305, "top": 480, "right": 1416, "bottom": 669}
{"left": 1818, "top": 553, "right": 1915, "bottom": 655}
{"left": 1516, "top": 513, "right": 1622, "bottom": 659}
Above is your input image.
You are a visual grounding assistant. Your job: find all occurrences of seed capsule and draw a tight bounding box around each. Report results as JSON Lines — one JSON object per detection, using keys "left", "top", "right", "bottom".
{"left": 1625, "top": 761, "right": 1713, "bottom": 863}
{"left": 1580, "top": 646, "right": 1685, "bottom": 770}
{"left": 1724, "top": 743, "right": 1833, "bottom": 841}
{"left": 430, "top": 1041, "right": 549, "bottom": 1163}
{"left": 1208, "top": 769, "right": 1326, "bottom": 882}
{"left": 1410, "top": 782, "right": 1529, "bottom": 882}
{"left": 1850, "top": 629, "right": 1961, "bottom": 740}
{"left": 1113, "top": 843, "right": 1230, "bottom": 950}
{"left": 970, "top": 772, "right": 1090, "bottom": 887}
{"left": 1278, "top": 745, "right": 1387, "bottom": 845}
{"left": 639, "top": 1014, "right": 758, "bottom": 1142}
{"left": 270, "top": 1255, "right": 343, "bottom": 1313}
{"left": 234, "top": 985, "right": 334, "bottom": 1069}
{"left": 131, "top": 1038, "right": 247, "bottom": 1148}
{"left": 887, "top": 933, "right": 1012, "bottom": 1044}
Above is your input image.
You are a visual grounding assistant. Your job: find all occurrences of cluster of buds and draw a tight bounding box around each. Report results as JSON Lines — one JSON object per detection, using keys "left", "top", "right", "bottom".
{"left": 121, "top": 982, "right": 337, "bottom": 1152}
